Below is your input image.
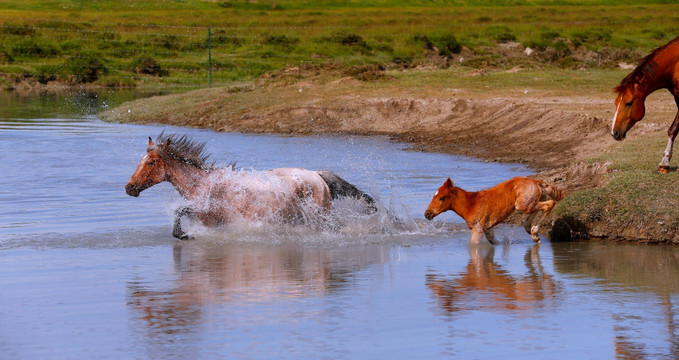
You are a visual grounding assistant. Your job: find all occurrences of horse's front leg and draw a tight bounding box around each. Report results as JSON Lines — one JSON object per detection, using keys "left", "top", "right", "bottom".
{"left": 173, "top": 206, "right": 194, "bottom": 240}
{"left": 658, "top": 101, "right": 679, "bottom": 173}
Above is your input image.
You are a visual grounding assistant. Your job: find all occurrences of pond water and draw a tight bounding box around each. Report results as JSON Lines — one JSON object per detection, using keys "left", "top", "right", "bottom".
{"left": 1, "top": 92, "right": 679, "bottom": 359}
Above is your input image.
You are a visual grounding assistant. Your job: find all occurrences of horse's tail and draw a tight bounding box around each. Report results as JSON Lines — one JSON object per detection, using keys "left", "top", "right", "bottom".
{"left": 317, "top": 171, "right": 378, "bottom": 214}
{"left": 538, "top": 180, "right": 565, "bottom": 201}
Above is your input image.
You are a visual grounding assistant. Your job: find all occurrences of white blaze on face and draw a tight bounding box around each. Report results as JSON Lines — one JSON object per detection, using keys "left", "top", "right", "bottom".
{"left": 612, "top": 99, "right": 622, "bottom": 136}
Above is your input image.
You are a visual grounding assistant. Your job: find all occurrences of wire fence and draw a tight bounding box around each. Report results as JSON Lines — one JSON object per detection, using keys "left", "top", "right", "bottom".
{"left": 0, "top": 13, "right": 676, "bottom": 89}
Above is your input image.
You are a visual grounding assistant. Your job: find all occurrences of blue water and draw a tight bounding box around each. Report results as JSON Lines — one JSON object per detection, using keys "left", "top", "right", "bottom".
{"left": 1, "top": 114, "right": 679, "bottom": 359}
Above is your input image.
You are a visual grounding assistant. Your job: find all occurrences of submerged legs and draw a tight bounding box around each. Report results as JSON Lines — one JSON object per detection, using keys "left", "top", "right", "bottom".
{"left": 173, "top": 206, "right": 193, "bottom": 240}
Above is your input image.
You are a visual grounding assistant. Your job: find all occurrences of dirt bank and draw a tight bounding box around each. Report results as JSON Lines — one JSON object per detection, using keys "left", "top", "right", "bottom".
{"left": 100, "top": 68, "right": 677, "bottom": 243}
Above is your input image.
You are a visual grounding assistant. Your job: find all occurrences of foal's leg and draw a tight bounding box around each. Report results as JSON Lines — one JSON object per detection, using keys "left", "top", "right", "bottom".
{"left": 527, "top": 200, "right": 556, "bottom": 243}
{"left": 484, "top": 227, "right": 499, "bottom": 245}
{"left": 173, "top": 206, "right": 194, "bottom": 240}
{"left": 523, "top": 212, "right": 539, "bottom": 236}
{"left": 469, "top": 225, "right": 486, "bottom": 245}
{"left": 658, "top": 100, "right": 679, "bottom": 174}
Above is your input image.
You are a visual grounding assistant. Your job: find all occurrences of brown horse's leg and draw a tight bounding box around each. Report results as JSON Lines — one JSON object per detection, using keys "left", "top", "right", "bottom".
{"left": 523, "top": 212, "right": 538, "bottom": 235}
{"left": 484, "top": 227, "right": 499, "bottom": 245}
{"left": 658, "top": 98, "right": 679, "bottom": 173}
{"left": 469, "top": 225, "right": 486, "bottom": 244}
{"left": 527, "top": 200, "right": 556, "bottom": 243}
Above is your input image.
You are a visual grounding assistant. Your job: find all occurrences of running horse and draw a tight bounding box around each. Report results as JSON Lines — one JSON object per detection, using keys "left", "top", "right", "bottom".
{"left": 611, "top": 36, "right": 679, "bottom": 173}
{"left": 125, "top": 133, "right": 376, "bottom": 239}
{"left": 424, "top": 177, "right": 564, "bottom": 244}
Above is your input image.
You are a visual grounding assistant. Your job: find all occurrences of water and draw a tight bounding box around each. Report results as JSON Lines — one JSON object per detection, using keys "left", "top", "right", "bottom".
{"left": 2, "top": 94, "right": 679, "bottom": 359}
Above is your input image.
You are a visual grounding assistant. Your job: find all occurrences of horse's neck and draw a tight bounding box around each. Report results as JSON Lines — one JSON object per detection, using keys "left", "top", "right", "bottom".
{"left": 166, "top": 161, "right": 210, "bottom": 199}
{"left": 642, "top": 44, "right": 679, "bottom": 95}
{"left": 448, "top": 187, "right": 476, "bottom": 221}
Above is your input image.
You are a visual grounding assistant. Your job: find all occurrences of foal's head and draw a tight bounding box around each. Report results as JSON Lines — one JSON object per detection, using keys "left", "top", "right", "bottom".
{"left": 125, "top": 133, "right": 212, "bottom": 197}
{"left": 424, "top": 178, "right": 456, "bottom": 220}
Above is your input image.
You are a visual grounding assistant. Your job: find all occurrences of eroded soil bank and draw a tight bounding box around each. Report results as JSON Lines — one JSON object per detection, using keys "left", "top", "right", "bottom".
{"left": 100, "top": 68, "right": 678, "bottom": 243}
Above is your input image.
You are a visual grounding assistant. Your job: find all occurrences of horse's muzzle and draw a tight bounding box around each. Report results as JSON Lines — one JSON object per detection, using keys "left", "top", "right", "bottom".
{"left": 125, "top": 183, "right": 141, "bottom": 197}
{"left": 611, "top": 129, "right": 626, "bottom": 141}
{"left": 424, "top": 210, "right": 436, "bottom": 220}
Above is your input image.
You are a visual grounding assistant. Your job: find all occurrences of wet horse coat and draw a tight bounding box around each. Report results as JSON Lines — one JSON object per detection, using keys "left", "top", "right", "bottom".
{"left": 424, "top": 177, "right": 564, "bottom": 244}
{"left": 125, "top": 133, "right": 376, "bottom": 239}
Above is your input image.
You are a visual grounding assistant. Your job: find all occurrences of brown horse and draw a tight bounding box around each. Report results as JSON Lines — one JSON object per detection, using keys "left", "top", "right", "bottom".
{"left": 424, "top": 177, "right": 564, "bottom": 244}
{"left": 125, "top": 133, "right": 376, "bottom": 239}
{"left": 611, "top": 36, "right": 679, "bottom": 173}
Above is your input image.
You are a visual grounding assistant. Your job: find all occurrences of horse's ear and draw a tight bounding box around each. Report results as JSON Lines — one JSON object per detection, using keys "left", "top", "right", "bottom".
{"left": 163, "top": 138, "right": 172, "bottom": 147}
{"left": 148, "top": 137, "right": 154, "bottom": 146}
{"left": 444, "top": 178, "right": 453, "bottom": 187}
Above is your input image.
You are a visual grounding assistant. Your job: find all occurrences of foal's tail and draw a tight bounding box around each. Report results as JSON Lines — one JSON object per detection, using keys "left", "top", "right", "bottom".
{"left": 317, "top": 171, "right": 378, "bottom": 214}
{"left": 538, "top": 180, "right": 565, "bottom": 201}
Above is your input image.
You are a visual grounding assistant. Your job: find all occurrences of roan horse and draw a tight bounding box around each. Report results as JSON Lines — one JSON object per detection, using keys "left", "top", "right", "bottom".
{"left": 611, "top": 36, "right": 679, "bottom": 173}
{"left": 424, "top": 177, "right": 564, "bottom": 244}
{"left": 125, "top": 133, "right": 376, "bottom": 239}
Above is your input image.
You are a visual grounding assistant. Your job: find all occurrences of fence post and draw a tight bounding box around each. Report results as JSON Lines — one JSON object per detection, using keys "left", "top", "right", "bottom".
{"left": 208, "top": 26, "right": 212, "bottom": 88}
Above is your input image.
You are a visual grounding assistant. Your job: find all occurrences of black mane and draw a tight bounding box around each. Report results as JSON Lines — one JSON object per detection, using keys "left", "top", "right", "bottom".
{"left": 615, "top": 36, "right": 679, "bottom": 93}
{"left": 155, "top": 132, "right": 214, "bottom": 170}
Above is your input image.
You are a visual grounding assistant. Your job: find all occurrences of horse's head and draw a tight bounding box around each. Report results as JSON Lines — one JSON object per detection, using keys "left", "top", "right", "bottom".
{"left": 125, "top": 137, "right": 170, "bottom": 197}
{"left": 612, "top": 83, "right": 646, "bottom": 141}
{"left": 424, "top": 178, "right": 455, "bottom": 220}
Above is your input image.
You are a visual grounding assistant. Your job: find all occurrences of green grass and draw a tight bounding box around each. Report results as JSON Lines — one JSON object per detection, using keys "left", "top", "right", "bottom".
{"left": 553, "top": 132, "right": 679, "bottom": 243}
{"left": 0, "top": 1, "right": 677, "bottom": 88}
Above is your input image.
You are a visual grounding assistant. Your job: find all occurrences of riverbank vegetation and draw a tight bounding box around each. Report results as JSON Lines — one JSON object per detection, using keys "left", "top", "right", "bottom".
{"left": 0, "top": 0, "right": 678, "bottom": 90}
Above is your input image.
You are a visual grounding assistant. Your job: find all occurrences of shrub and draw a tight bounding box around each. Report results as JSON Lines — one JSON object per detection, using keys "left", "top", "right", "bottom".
{"left": 67, "top": 53, "right": 108, "bottom": 83}
{"left": 411, "top": 33, "right": 434, "bottom": 50}
{"left": 261, "top": 34, "right": 299, "bottom": 48}
{"left": 485, "top": 25, "right": 517, "bottom": 43}
{"left": 131, "top": 57, "right": 168, "bottom": 77}
{"left": 0, "top": 51, "right": 13, "bottom": 64}
{"left": 437, "top": 33, "right": 462, "bottom": 56}
{"left": 35, "top": 64, "right": 61, "bottom": 84}
{"left": 10, "top": 39, "right": 58, "bottom": 57}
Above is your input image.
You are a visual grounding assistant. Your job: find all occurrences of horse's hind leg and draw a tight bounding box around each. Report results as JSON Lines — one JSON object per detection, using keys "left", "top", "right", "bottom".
{"left": 484, "top": 227, "right": 499, "bottom": 245}
{"left": 527, "top": 200, "right": 556, "bottom": 243}
{"left": 173, "top": 206, "right": 194, "bottom": 240}
{"left": 523, "top": 212, "right": 538, "bottom": 236}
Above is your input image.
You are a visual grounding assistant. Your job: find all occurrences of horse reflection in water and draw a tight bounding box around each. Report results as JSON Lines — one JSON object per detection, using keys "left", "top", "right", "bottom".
{"left": 426, "top": 244, "right": 560, "bottom": 314}
{"left": 127, "top": 243, "right": 387, "bottom": 337}
{"left": 125, "top": 132, "right": 377, "bottom": 239}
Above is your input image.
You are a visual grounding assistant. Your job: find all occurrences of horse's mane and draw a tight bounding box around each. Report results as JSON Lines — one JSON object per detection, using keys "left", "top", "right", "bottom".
{"left": 614, "top": 36, "right": 679, "bottom": 93}
{"left": 155, "top": 132, "right": 215, "bottom": 170}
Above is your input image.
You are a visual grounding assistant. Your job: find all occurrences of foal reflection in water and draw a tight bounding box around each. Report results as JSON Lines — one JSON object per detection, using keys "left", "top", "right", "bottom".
{"left": 427, "top": 244, "right": 561, "bottom": 313}
{"left": 424, "top": 177, "right": 564, "bottom": 244}
{"left": 125, "top": 132, "right": 376, "bottom": 239}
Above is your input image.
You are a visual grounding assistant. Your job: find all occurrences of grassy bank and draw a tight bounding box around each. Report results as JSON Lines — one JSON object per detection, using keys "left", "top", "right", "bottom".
{"left": 1, "top": 0, "right": 678, "bottom": 89}
{"left": 552, "top": 132, "right": 679, "bottom": 244}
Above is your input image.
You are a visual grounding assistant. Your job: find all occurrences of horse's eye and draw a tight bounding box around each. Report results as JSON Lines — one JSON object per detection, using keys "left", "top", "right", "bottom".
{"left": 439, "top": 196, "right": 448, "bottom": 201}
{"left": 625, "top": 101, "right": 633, "bottom": 107}
{"left": 147, "top": 161, "right": 156, "bottom": 166}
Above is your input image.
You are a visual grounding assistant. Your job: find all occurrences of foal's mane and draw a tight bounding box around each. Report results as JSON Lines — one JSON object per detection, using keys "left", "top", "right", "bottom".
{"left": 614, "top": 36, "right": 679, "bottom": 94}
{"left": 155, "top": 132, "right": 215, "bottom": 170}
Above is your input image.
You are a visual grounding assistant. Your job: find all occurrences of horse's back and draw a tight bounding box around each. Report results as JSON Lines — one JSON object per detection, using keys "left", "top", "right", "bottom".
{"left": 267, "top": 168, "right": 331, "bottom": 208}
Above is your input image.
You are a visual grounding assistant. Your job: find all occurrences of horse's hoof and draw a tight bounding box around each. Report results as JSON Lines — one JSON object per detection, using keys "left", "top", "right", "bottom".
{"left": 657, "top": 165, "right": 670, "bottom": 174}
{"left": 173, "top": 232, "right": 193, "bottom": 240}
